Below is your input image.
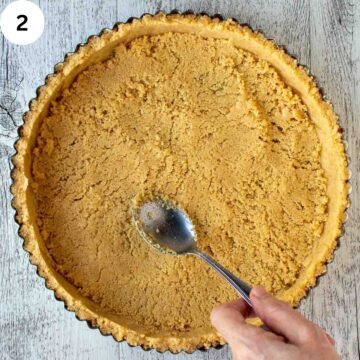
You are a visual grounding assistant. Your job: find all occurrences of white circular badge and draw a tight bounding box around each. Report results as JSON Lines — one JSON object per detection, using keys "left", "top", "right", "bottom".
{"left": 0, "top": 0, "right": 44, "bottom": 45}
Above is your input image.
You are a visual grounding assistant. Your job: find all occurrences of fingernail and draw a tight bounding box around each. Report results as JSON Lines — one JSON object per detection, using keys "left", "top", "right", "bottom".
{"left": 251, "top": 286, "right": 268, "bottom": 299}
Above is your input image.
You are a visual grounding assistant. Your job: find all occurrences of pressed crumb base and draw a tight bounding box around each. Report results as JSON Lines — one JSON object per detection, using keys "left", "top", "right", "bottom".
{"left": 32, "top": 31, "right": 327, "bottom": 333}
{"left": 12, "top": 14, "right": 348, "bottom": 353}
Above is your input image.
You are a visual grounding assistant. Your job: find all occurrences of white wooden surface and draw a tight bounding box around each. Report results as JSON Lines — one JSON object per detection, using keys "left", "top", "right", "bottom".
{"left": 0, "top": 1, "right": 359, "bottom": 359}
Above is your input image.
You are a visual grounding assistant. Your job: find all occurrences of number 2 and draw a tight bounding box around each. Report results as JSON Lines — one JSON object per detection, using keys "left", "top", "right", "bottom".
{"left": 17, "top": 14, "right": 28, "bottom": 31}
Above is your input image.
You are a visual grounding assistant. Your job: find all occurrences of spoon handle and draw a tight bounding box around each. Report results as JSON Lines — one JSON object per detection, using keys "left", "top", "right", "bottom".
{"left": 193, "top": 250, "right": 253, "bottom": 306}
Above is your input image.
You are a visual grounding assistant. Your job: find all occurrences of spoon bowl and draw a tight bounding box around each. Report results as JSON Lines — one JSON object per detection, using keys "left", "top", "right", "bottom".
{"left": 133, "top": 198, "right": 196, "bottom": 254}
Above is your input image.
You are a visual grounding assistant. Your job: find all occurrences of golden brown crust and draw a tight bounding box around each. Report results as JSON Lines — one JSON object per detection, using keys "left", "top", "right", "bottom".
{"left": 11, "top": 12, "right": 349, "bottom": 353}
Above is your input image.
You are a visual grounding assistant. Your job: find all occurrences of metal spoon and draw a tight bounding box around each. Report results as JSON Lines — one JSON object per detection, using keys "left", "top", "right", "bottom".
{"left": 132, "top": 196, "right": 252, "bottom": 306}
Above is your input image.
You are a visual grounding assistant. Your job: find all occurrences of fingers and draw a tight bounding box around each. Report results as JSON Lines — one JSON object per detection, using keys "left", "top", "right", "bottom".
{"left": 250, "top": 286, "right": 322, "bottom": 345}
{"left": 216, "top": 297, "right": 252, "bottom": 318}
{"left": 211, "top": 298, "right": 264, "bottom": 345}
{"left": 210, "top": 291, "right": 338, "bottom": 360}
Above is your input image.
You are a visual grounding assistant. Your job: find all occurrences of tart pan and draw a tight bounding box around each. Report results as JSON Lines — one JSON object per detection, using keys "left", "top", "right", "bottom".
{"left": 10, "top": 10, "right": 351, "bottom": 354}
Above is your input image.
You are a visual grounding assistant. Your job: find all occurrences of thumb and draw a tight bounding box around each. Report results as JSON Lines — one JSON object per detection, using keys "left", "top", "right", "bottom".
{"left": 251, "top": 286, "right": 317, "bottom": 345}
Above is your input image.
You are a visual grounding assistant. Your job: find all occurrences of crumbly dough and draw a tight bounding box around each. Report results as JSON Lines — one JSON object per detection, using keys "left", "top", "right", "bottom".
{"left": 31, "top": 33, "right": 328, "bottom": 337}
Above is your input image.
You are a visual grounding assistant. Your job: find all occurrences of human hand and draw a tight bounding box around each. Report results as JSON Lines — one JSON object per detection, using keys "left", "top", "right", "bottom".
{"left": 211, "top": 286, "right": 339, "bottom": 360}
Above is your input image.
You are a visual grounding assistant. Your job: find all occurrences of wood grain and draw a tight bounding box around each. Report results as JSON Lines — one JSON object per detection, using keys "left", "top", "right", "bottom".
{"left": 0, "top": 0, "right": 359, "bottom": 359}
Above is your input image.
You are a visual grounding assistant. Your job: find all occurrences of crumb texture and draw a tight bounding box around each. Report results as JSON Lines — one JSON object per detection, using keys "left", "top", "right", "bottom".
{"left": 32, "top": 33, "right": 328, "bottom": 337}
